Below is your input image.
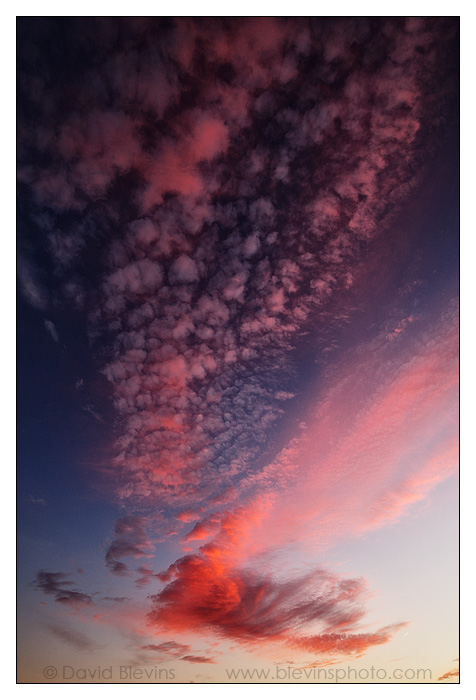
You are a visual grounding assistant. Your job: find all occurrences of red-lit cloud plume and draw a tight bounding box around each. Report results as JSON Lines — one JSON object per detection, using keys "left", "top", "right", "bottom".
{"left": 148, "top": 499, "right": 405, "bottom": 658}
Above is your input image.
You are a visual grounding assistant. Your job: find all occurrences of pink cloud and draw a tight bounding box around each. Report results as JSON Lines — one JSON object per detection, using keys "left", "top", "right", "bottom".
{"left": 245, "top": 301, "right": 459, "bottom": 554}
{"left": 169, "top": 254, "right": 200, "bottom": 284}
{"left": 183, "top": 514, "right": 222, "bottom": 542}
{"left": 189, "top": 113, "right": 229, "bottom": 162}
{"left": 148, "top": 497, "right": 405, "bottom": 658}
{"left": 105, "top": 259, "right": 163, "bottom": 296}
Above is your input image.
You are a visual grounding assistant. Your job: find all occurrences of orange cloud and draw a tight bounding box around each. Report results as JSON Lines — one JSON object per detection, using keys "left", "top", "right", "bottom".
{"left": 438, "top": 667, "right": 459, "bottom": 682}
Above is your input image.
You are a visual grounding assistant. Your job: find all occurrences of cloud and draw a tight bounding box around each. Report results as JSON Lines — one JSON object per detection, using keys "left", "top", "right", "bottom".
{"left": 29, "top": 495, "right": 47, "bottom": 506}
{"left": 105, "top": 259, "right": 163, "bottom": 297}
{"left": 142, "top": 640, "right": 191, "bottom": 658}
{"left": 43, "top": 319, "right": 59, "bottom": 342}
{"left": 149, "top": 501, "right": 405, "bottom": 658}
{"left": 33, "top": 571, "right": 92, "bottom": 608}
{"left": 142, "top": 641, "right": 217, "bottom": 665}
{"left": 47, "top": 624, "right": 102, "bottom": 651}
{"left": 134, "top": 566, "right": 161, "bottom": 588}
{"left": 17, "top": 257, "right": 48, "bottom": 310}
{"left": 168, "top": 254, "right": 200, "bottom": 284}
{"left": 183, "top": 514, "right": 221, "bottom": 542}
{"left": 105, "top": 515, "right": 154, "bottom": 575}
{"left": 438, "top": 667, "right": 459, "bottom": 682}
{"left": 295, "top": 625, "right": 406, "bottom": 657}
{"left": 181, "top": 655, "right": 216, "bottom": 664}
{"left": 83, "top": 404, "right": 104, "bottom": 422}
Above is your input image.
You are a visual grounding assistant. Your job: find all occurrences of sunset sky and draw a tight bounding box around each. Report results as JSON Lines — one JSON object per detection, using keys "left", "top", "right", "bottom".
{"left": 17, "top": 16, "right": 459, "bottom": 683}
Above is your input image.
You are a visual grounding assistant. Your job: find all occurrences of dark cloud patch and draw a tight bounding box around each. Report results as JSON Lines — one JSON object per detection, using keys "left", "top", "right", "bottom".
{"left": 104, "top": 515, "right": 154, "bottom": 575}
{"left": 142, "top": 641, "right": 217, "bottom": 665}
{"left": 34, "top": 571, "right": 92, "bottom": 607}
{"left": 47, "top": 624, "right": 102, "bottom": 651}
{"left": 135, "top": 565, "right": 160, "bottom": 588}
{"left": 181, "top": 655, "right": 216, "bottom": 664}
{"left": 142, "top": 640, "right": 191, "bottom": 658}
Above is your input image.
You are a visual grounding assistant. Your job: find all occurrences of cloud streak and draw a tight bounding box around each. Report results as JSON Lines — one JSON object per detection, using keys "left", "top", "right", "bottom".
{"left": 33, "top": 572, "right": 92, "bottom": 608}
{"left": 142, "top": 641, "right": 217, "bottom": 665}
{"left": 438, "top": 667, "right": 459, "bottom": 682}
{"left": 47, "top": 624, "right": 102, "bottom": 651}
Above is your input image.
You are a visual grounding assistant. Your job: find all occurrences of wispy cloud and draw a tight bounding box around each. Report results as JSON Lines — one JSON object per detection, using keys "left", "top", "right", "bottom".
{"left": 17, "top": 256, "right": 48, "bottom": 310}
{"left": 438, "top": 666, "right": 459, "bottom": 682}
{"left": 105, "top": 516, "right": 155, "bottom": 575}
{"left": 43, "top": 319, "right": 59, "bottom": 343}
{"left": 142, "top": 641, "right": 217, "bottom": 665}
{"left": 33, "top": 571, "right": 92, "bottom": 608}
{"left": 47, "top": 624, "right": 102, "bottom": 651}
{"left": 28, "top": 495, "right": 47, "bottom": 506}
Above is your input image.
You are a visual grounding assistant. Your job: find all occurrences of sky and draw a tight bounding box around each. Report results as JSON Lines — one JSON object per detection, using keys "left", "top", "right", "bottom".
{"left": 17, "top": 16, "right": 459, "bottom": 684}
